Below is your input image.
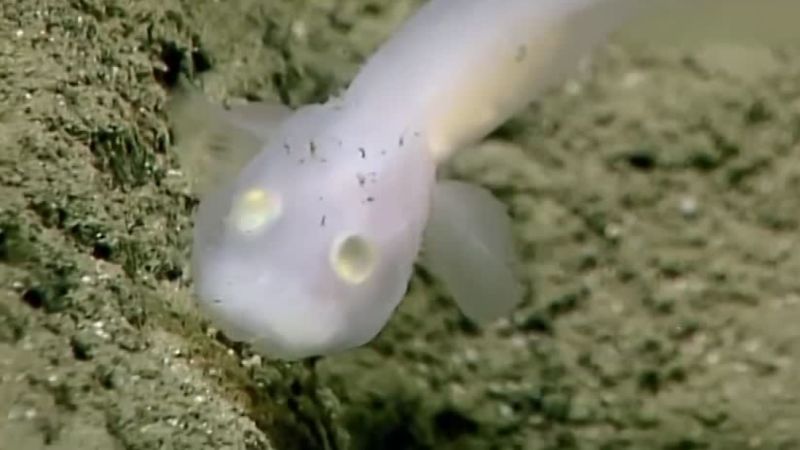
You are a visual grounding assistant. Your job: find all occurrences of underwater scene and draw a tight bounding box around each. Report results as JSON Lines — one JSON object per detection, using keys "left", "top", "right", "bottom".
{"left": 1, "top": 0, "right": 800, "bottom": 449}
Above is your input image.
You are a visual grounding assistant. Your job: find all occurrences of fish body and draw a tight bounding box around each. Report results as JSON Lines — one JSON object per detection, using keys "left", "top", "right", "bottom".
{"left": 170, "top": 0, "right": 655, "bottom": 359}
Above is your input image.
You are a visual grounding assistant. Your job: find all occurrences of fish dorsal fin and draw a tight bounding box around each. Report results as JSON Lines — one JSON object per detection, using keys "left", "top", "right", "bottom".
{"left": 421, "top": 179, "right": 522, "bottom": 323}
{"left": 166, "top": 85, "right": 292, "bottom": 195}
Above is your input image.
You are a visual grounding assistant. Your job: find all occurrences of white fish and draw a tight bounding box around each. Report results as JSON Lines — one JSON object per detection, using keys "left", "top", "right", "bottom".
{"left": 169, "top": 0, "right": 655, "bottom": 360}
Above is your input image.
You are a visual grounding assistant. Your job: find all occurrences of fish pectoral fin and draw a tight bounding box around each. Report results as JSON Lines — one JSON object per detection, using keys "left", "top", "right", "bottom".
{"left": 218, "top": 98, "right": 293, "bottom": 141}
{"left": 166, "top": 81, "right": 292, "bottom": 195}
{"left": 421, "top": 179, "right": 523, "bottom": 324}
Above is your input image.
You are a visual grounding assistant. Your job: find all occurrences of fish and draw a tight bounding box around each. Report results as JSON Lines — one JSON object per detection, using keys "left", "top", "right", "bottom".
{"left": 168, "top": 0, "right": 655, "bottom": 360}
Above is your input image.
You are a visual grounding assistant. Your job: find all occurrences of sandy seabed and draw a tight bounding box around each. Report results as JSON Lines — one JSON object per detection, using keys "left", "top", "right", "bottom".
{"left": 1, "top": 1, "right": 800, "bottom": 449}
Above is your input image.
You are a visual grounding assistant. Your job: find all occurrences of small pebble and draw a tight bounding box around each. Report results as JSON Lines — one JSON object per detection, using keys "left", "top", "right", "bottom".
{"left": 679, "top": 196, "right": 699, "bottom": 218}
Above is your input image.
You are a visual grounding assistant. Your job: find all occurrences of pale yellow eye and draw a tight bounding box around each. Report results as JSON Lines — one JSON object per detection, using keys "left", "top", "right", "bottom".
{"left": 330, "top": 234, "right": 377, "bottom": 285}
{"left": 229, "top": 188, "right": 282, "bottom": 234}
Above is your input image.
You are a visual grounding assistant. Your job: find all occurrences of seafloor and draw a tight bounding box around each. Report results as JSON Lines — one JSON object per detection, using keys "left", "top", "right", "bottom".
{"left": 2, "top": 1, "right": 800, "bottom": 449}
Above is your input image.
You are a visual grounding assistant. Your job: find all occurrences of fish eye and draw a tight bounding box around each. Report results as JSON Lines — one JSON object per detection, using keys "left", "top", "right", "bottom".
{"left": 228, "top": 188, "right": 282, "bottom": 234}
{"left": 330, "top": 234, "right": 377, "bottom": 285}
